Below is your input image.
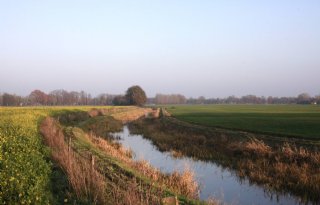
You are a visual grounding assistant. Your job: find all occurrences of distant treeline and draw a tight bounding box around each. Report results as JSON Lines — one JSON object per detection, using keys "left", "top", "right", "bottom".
{"left": 0, "top": 90, "right": 117, "bottom": 106}
{"left": 0, "top": 89, "right": 319, "bottom": 106}
{"left": 151, "top": 93, "right": 319, "bottom": 105}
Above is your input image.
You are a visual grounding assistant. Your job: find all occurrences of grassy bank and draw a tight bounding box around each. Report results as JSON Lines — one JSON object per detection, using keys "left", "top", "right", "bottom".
{"left": 165, "top": 104, "right": 320, "bottom": 139}
{"left": 130, "top": 117, "right": 320, "bottom": 203}
{"left": 44, "top": 110, "right": 205, "bottom": 204}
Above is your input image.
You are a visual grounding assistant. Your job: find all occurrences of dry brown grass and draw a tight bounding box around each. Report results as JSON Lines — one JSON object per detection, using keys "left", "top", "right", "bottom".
{"left": 88, "top": 108, "right": 102, "bottom": 117}
{"left": 132, "top": 160, "right": 199, "bottom": 198}
{"left": 166, "top": 168, "right": 200, "bottom": 199}
{"left": 132, "top": 160, "right": 160, "bottom": 181}
{"left": 234, "top": 137, "right": 320, "bottom": 201}
{"left": 170, "top": 150, "right": 184, "bottom": 158}
{"left": 244, "top": 138, "right": 272, "bottom": 156}
{"left": 111, "top": 107, "right": 153, "bottom": 123}
{"left": 81, "top": 129, "right": 200, "bottom": 200}
{"left": 162, "top": 196, "right": 179, "bottom": 205}
{"left": 111, "top": 178, "right": 164, "bottom": 205}
{"left": 40, "top": 117, "right": 106, "bottom": 204}
{"left": 81, "top": 129, "right": 133, "bottom": 163}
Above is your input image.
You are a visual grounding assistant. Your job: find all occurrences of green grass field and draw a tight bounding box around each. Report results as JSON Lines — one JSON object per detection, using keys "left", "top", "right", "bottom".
{"left": 165, "top": 104, "right": 320, "bottom": 139}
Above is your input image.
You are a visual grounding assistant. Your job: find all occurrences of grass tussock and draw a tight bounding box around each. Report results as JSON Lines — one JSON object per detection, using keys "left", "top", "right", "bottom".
{"left": 132, "top": 160, "right": 199, "bottom": 199}
{"left": 40, "top": 117, "right": 106, "bottom": 204}
{"left": 243, "top": 138, "right": 272, "bottom": 156}
{"left": 165, "top": 167, "right": 199, "bottom": 199}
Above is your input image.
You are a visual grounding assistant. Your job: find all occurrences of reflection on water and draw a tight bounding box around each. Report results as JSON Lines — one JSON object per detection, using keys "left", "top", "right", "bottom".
{"left": 112, "top": 126, "right": 303, "bottom": 205}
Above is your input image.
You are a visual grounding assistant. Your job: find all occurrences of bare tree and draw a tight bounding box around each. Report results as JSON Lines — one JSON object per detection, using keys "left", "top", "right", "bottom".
{"left": 29, "top": 90, "right": 48, "bottom": 105}
{"left": 112, "top": 95, "right": 127, "bottom": 105}
{"left": 2, "top": 93, "right": 22, "bottom": 106}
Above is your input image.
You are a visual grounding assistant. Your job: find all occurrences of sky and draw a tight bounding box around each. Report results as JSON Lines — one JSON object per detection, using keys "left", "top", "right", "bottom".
{"left": 1, "top": 0, "right": 320, "bottom": 98}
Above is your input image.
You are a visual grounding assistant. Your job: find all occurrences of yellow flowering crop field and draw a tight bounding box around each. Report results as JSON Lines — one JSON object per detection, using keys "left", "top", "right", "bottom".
{"left": 0, "top": 107, "right": 94, "bottom": 204}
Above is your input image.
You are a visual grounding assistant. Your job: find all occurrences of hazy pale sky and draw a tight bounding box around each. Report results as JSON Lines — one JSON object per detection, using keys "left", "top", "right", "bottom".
{"left": 1, "top": 0, "right": 319, "bottom": 98}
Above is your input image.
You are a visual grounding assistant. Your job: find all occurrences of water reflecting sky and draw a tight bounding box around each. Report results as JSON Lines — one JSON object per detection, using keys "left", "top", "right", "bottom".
{"left": 113, "top": 126, "right": 303, "bottom": 205}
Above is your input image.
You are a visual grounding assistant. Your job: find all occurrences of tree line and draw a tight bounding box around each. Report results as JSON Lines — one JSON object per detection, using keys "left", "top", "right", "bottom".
{"left": 0, "top": 90, "right": 116, "bottom": 106}
{"left": 0, "top": 86, "right": 147, "bottom": 106}
{"left": 0, "top": 88, "right": 319, "bottom": 106}
{"left": 151, "top": 93, "right": 320, "bottom": 105}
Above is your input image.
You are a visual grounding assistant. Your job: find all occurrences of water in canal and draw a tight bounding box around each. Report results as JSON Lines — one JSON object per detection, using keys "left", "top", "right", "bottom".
{"left": 112, "top": 125, "right": 303, "bottom": 205}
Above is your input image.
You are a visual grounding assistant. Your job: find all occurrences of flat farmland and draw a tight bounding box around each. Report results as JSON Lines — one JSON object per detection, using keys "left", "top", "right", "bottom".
{"left": 165, "top": 104, "right": 320, "bottom": 139}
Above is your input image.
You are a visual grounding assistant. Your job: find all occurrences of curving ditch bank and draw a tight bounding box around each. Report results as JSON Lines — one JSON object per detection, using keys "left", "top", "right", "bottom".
{"left": 40, "top": 107, "right": 206, "bottom": 205}
{"left": 129, "top": 115, "right": 320, "bottom": 205}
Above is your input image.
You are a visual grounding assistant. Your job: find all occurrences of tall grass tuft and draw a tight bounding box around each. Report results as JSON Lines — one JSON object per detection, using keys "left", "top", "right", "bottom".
{"left": 166, "top": 167, "right": 200, "bottom": 199}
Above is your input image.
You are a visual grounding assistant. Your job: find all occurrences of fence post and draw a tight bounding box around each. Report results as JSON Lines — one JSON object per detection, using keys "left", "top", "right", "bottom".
{"left": 68, "top": 136, "right": 71, "bottom": 153}
{"left": 91, "top": 154, "right": 95, "bottom": 168}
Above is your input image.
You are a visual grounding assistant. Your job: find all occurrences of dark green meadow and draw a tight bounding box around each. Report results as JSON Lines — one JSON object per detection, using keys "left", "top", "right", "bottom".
{"left": 165, "top": 104, "right": 320, "bottom": 139}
